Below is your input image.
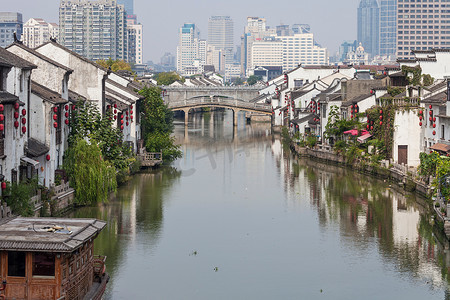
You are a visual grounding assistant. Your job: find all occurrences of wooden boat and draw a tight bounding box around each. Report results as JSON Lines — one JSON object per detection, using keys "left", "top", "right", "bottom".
{"left": 0, "top": 217, "right": 108, "bottom": 300}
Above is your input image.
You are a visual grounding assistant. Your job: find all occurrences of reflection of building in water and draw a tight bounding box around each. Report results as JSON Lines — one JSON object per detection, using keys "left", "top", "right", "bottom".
{"left": 277, "top": 156, "right": 450, "bottom": 288}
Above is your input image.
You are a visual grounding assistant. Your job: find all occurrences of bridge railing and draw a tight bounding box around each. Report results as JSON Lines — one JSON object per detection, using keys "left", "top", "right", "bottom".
{"left": 168, "top": 97, "right": 272, "bottom": 111}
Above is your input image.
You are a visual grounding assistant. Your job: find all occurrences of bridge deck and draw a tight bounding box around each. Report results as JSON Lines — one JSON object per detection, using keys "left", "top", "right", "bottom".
{"left": 168, "top": 98, "right": 272, "bottom": 114}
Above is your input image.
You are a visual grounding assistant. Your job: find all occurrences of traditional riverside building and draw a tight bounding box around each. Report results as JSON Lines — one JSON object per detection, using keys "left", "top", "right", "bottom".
{"left": 6, "top": 42, "right": 73, "bottom": 188}
{"left": 0, "top": 217, "right": 108, "bottom": 300}
{"left": 0, "top": 47, "right": 37, "bottom": 185}
{"left": 33, "top": 41, "right": 143, "bottom": 152}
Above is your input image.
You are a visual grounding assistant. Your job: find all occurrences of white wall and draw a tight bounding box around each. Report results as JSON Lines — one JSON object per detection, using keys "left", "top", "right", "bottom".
{"left": 393, "top": 109, "right": 423, "bottom": 167}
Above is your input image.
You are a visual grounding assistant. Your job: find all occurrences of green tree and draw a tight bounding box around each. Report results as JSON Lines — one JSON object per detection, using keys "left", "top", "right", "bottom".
{"left": 154, "top": 72, "right": 185, "bottom": 86}
{"left": 97, "top": 58, "right": 132, "bottom": 72}
{"left": 2, "top": 180, "right": 37, "bottom": 216}
{"left": 247, "top": 75, "right": 262, "bottom": 86}
{"left": 138, "top": 86, "right": 182, "bottom": 162}
{"left": 64, "top": 139, "right": 117, "bottom": 205}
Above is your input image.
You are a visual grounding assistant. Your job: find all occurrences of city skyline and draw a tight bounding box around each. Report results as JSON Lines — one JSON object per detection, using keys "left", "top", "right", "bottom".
{"left": 2, "top": 0, "right": 358, "bottom": 63}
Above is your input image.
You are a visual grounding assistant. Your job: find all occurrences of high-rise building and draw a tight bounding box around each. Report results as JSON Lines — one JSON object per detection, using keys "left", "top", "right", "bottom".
{"left": 59, "top": 0, "right": 127, "bottom": 61}
{"left": 380, "top": 0, "right": 397, "bottom": 57}
{"left": 208, "top": 16, "right": 234, "bottom": 65}
{"left": 127, "top": 15, "right": 143, "bottom": 65}
{"left": 279, "top": 33, "right": 328, "bottom": 70}
{"left": 251, "top": 37, "right": 283, "bottom": 69}
{"left": 397, "top": 0, "right": 450, "bottom": 60}
{"left": 176, "top": 23, "right": 206, "bottom": 75}
{"left": 0, "top": 12, "right": 23, "bottom": 48}
{"left": 118, "top": 0, "right": 134, "bottom": 15}
{"left": 23, "top": 18, "right": 59, "bottom": 48}
{"left": 292, "top": 24, "right": 310, "bottom": 34}
{"left": 357, "top": 0, "right": 380, "bottom": 57}
{"left": 338, "top": 40, "right": 358, "bottom": 62}
{"left": 241, "top": 17, "right": 275, "bottom": 76}
{"left": 276, "top": 24, "right": 290, "bottom": 36}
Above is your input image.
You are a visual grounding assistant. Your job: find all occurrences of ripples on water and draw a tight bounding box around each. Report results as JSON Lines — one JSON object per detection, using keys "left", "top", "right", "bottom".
{"left": 71, "top": 110, "right": 450, "bottom": 299}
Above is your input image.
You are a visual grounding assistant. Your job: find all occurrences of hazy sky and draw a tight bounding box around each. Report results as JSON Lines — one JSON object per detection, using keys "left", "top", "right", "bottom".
{"left": 3, "top": 0, "right": 359, "bottom": 63}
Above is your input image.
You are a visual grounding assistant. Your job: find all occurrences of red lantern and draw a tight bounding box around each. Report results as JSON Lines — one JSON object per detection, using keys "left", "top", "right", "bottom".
{"left": 290, "top": 124, "right": 293, "bottom": 127}
{"left": 65, "top": 112, "right": 69, "bottom": 118}
{"left": 53, "top": 122, "right": 58, "bottom": 128}
{"left": 46, "top": 154, "right": 50, "bottom": 161}
{"left": 429, "top": 117, "right": 433, "bottom": 121}
{"left": 419, "top": 122, "right": 422, "bottom": 126}
{"left": 367, "top": 125, "right": 370, "bottom": 129}
{"left": 130, "top": 110, "right": 133, "bottom": 115}
{"left": 419, "top": 116, "right": 423, "bottom": 121}
{"left": 419, "top": 110, "right": 423, "bottom": 115}
{"left": 21, "top": 118, "right": 26, "bottom": 125}
{"left": 22, "top": 109, "right": 26, "bottom": 116}
{"left": 433, "top": 124, "right": 436, "bottom": 128}
{"left": 22, "top": 126, "right": 26, "bottom": 134}
{"left": 433, "top": 130, "right": 436, "bottom": 135}
{"left": 72, "top": 105, "right": 76, "bottom": 110}
{"left": 0, "top": 114, "right": 4, "bottom": 122}
{"left": 433, "top": 117, "right": 436, "bottom": 122}
{"left": 14, "top": 111, "right": 19, "bottom": 119}
{"left": 379, "top": 115, "right": 383, "bottom": 120}
{"left": 114, "top": 109, "right": 117, "bottom": 114}
{"left": 380, "top": 121, "right": 383, "bottom": 125}
{"left": 121, "top": 114, "right": 124, "bottom": 119}
{"left": 429, "top": 105, "right": 432, "bottom": 109}
{"left": 65, "top": 119, "right": 69, "bottom": 125}
{"left": 14, "top": 102, "right": 19, "bottom": 110}
{"left": 53, "top": 114, "right": 58, "bottom": 121}
{"left": 120, "top": 125, "right": 124, "bottom": 130}
{"left": 0, "top": 124, "right": 4, "bottom": 131}
{"left": 114, "top": 115, "right": 117, "bottom": 120}
{"left": 65, "top": 105, "right": 69, "bottom": 111}
{"left": 379, "top": 110, "right": 383, "bottom": 114}
{"left": 53, "top": 107, "right": 58, "bottom": 113}
{"left": 367, "top": 119, "right": 370, "bottom": 123}
{"left": 14, "top": 121, "right": 19, "bottom": 128}
{"left": 126, "top": 111, "right": 129, "bottom": 115}
{"left": 114, "top": 104, "right": 117, "bottom": 108}
{"left": 1, "top": 182, "right": 6, "bottom": 190}
{"left": 429, "top": 111, "right": 433, "bottom": 116}
{"left": 130, "top": 116, "right": 133, "bottom": 120}
{"left": 126, "top": 116, "right": 129, "bottom": 121}
{"left": 126, "top": 122, "right": 129, "bottom": 126}
{"left": 371, "top": 126, "right": 374, "bottom": 130}
{"left": 120, "top": 120, "right": 124, "bottom": 125}
{"left": 0, "top": 104, "right": 3, "bottom": 112}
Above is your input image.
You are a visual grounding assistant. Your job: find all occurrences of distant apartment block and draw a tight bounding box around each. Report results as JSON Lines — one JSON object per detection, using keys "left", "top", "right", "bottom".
{"left": 397, "top": 0, "right": 450, "bottom": 60}
{"left": 0, "top": 12, "right": 22, "bottom": 48}
{"left": 59, "top": 0, "right": 127, "bottom": 61}
{"left": 279, "top": 33, "right": 328, "bottom": 70}
{"left": 23, "top": 18, "right": 59, "bottom": 49}
{"left": 357, "top": 0, "right": 380, "bottom": 57}
{"left": 208, "top": 16, "right": 234, "bottom": 65}
{"left": 380, "top": 0, "right": 397, "bottom": 57}
{"left": 177, "top": 23, "right": 207, "bottom": 75}
{"left": 127, "top": 16, "right": 143, "bottom": 64}
{"left": 251, "top": 37, "right": 283, "bottom": 69}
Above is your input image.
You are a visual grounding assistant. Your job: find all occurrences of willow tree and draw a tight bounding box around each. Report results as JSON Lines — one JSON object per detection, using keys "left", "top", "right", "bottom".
{"left": 64, "top": 139, "right": 117, "bottom": 205}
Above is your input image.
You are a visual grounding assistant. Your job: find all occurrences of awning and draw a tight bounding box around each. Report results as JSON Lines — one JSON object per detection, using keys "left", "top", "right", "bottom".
{"left": 357, "top": 133, "right": 373, "bottom": 143}
{"left": 343, "top": 129, "right": 369, "bottom": 136}
{"left": 20, "top": 157, "right": 39, "bottom": 169}
{"left": 430, "top": 143, "right": 450, "bottom": 153}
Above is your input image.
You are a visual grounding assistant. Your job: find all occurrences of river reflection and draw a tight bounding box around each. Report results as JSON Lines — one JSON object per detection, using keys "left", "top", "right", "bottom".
{"left": 72, "top": 110, "right": 450, "bottom": 299}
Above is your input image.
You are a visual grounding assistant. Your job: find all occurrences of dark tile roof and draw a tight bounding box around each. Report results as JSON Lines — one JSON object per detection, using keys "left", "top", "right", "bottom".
{"left": 105, "top": 80, "right": 139, "bottom": 102}
{"left": 342, "top": 94, "right": 373, "bottom": 107}
{"left": 0, "top": 57, "right": 12, "bottom": 68}
{"left": 68, "top": 90, "right": 86, "bottom": 103}
{"left": 105, "top": 88, "right": 135, "bottom": 107}
{"left": 0, "top": 47, "right": 37, "bottom": 70}
{"left": 31, "top": 81, "right": 68, "bottom": 104}
{"left": 6, "top": 42, "right": 73, "bottom": 72}
{"left": 292, "top": 114, "right": 314, "bottom": 125}
{"left": 425, "top": 80, "right": 447, "bottom": 93}
{"left": 26, "top": 138, "right": 49, "bottom": 157}
{"left": 0, "top": 91, "right": 19, "bottom": 103}
{"left": 35, "top": 41, "right": 109, "bottom": 73}
{"left": 0, "top": 217, "right": 106, "bottom": 253}
{"left": 422, "top": 91, "right": 446, "bottom": 104}
{"left": 416, "top": 57, "right": 437, "bottom": 62}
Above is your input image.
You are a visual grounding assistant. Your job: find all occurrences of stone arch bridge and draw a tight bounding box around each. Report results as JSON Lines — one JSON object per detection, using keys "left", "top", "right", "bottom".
{"left": 163, "top": 86, "right": 271, "bottom": 126}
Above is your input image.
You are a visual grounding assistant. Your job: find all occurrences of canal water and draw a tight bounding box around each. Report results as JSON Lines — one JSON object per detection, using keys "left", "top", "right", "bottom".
{"left": 72, "top": 110, "right": 450, "bottom": 299}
